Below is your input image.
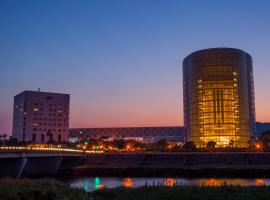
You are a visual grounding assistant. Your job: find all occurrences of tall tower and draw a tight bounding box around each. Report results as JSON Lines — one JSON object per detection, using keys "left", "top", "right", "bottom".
{"left": 183, "top": 48, "right": 256, "bottom": 147}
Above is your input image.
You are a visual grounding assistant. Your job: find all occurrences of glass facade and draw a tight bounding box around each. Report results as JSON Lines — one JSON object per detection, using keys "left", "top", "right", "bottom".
{"left": 183, "top": 48, "right": 256, "bottom": 147}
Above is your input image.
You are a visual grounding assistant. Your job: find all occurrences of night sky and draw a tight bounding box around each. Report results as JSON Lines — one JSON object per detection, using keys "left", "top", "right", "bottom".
{"left": 1, "top": 0, "right": 270, "bottom": 134}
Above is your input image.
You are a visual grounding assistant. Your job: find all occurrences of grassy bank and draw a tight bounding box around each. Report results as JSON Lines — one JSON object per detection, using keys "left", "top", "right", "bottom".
{"left": 1, "top": 179, "right": 270, "bottom": 200}
{"left": 0, "top": 179, "right": 88, "bottom": 200}
{"left": 92, "top": 185, "right": 270, "bottom": 200}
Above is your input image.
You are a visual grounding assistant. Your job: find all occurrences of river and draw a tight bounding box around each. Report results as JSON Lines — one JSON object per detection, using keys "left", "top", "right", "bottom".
{"left": 65, "top": 177, "right": 270, "bottom": 192}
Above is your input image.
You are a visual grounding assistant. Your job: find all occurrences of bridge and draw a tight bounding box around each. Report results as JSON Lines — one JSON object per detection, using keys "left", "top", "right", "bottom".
{"left": 0, "top": 147, "right": 89, "bottom": 178}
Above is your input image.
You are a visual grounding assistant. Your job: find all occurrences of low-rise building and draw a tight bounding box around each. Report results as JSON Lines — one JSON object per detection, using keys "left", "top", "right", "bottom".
{"left": 12, "top": 90, "right": 70, "bottom": 143}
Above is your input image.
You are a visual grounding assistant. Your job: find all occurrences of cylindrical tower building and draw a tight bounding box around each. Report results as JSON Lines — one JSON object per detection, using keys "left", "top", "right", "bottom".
{"left": 183, "top": 48, "right": 255, "bottom": 147}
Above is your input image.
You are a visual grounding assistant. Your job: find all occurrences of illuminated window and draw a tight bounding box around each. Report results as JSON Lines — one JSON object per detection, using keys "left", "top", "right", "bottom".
{"left": 183, "top": 48, "right": 255, "bottom": 147}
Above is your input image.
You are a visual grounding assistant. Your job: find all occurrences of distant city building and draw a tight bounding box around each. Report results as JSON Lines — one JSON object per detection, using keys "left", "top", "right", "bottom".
{"left": 256, "top": 122, "right": 270, "bottom": 137}
{"left": 12, "top": 91, "right": 70, "bottom": 143}
{"left": 183, "top": 48, "right": 256, "bottom": 147}
{"left": 68, "top": 127, "right": 184, "bottom": 143}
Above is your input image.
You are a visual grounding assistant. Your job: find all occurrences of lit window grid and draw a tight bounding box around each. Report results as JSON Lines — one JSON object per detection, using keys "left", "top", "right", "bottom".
{"left": 183, "top": 48, "right": 255, "bottom": 147}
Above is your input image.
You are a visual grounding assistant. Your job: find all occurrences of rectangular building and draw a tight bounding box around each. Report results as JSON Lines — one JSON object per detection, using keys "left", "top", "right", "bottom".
{"left": 12, "top": 91, "right": 70, "bottom": 143}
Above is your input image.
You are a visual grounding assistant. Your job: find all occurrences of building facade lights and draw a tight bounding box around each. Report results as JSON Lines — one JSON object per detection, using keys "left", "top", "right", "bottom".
{"left": 183, "top": 48, "right": 256, "bottom": 147}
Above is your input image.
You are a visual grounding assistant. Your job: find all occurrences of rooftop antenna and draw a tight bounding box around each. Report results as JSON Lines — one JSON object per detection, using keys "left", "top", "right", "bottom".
{"left": 38, "top": 88, "right": 40, "bottom": 92}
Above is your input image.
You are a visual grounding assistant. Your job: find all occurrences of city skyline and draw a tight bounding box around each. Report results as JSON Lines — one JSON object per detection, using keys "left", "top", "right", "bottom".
{"left": 1, "top": 0, "right": 270, "bottom": 134}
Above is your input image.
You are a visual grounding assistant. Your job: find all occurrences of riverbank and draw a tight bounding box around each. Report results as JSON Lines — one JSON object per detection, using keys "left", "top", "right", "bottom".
{"left": 92, "top": 185, "right": 270, "bottom": 200}
{"left": 58, "top": 152, "right": 270, "bottom": 178}
{"left": 1, "top": 179, "right": 270, "bottom": 200}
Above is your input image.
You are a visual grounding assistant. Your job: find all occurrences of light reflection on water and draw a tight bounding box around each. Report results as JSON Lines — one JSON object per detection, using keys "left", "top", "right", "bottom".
{"left": 68, "top": 177, "right": 270, "bottom": 192}
{"left": 123, "top": 178, "right": 133, "bottom": 188}
{"left": 164, "top": 178, "right": 176, "bottom": 187}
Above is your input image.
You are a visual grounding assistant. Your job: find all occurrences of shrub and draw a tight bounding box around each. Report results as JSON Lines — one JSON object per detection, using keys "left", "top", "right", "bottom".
{"left": 0, "top": 179, "right": 88, "bottom": 200}
{"left": 92, "top": 185, "right": 270, "bottom": 200}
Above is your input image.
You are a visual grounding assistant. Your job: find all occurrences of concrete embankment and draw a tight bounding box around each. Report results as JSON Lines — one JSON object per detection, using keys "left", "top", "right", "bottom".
{"left": 58, "top": 152, "right": 270, "bottom": 178}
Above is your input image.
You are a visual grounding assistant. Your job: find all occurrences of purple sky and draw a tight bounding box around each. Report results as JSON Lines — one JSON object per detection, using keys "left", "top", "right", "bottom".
{"left": 1, "top": 0, "right": 270, "bottom": 134}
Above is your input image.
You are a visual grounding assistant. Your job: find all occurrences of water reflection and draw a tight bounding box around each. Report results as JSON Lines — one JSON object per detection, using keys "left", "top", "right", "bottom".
{"left": 255, "top": 179, "right": 265, "bottom": 186}
{"left": 68, "top": 177, "right": 270, "bottom": 192}
{"left": 206, "top": 178, "right": 221, "bottom": 186}
{"left": 84, "top": 180, "right": 89, "bottom": 192}
{"left": 93, "top": 177, "right": 104, "bottom": 190}
{"left": 123, "top": 178, "right": 133, "bottom": 188}
{"left": 94, "top": 177, "right": 100, "bottom": 190}
{"left": 164, "top": 178, "right": 176, "bottom": 187}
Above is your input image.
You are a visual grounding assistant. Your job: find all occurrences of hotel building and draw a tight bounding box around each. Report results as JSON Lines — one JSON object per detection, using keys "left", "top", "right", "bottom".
{"left": 12, "top": 91, "right": 70, "bottom": 143}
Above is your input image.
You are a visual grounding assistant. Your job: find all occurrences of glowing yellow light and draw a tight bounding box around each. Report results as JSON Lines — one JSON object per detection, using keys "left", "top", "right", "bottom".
{"left": 0, "top": 146, "right": 105, "bottom": 154}
{"left": 164, "top": 178, "right": 176, "bottom": 187}
{"left": 98, "top": 184, "right": 104, "bottom": 190}
{"left": 82, "top": 145, "right": 87, "bottom": 150}
{"left": 255, "top": 179, "right": 265, "bottom": 186}
{"left": 123, "top": 178, "right": 133, "bottom": 188}
{"left": 206, "top": 178, "right": 220, "bottom": 187}
{"left": 255, "top": 143, "right": 262, "bottom": 150}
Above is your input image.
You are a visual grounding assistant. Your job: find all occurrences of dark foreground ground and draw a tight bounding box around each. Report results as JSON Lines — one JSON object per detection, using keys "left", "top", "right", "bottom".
{"left": 92, "top": 185, "right": 270, "bottom": 200}
{"left": 1, "top": 179, "right": 270, "bottom": 200}
{"left": 0, "top": 179, "right": 88, "bottom": 200}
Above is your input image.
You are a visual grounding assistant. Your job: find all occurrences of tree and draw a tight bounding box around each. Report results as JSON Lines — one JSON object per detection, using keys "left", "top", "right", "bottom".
{"left": 100, "top": 135, "right": 109, "bottom": 140}
{"left": 133, "top": 141, "right": 146, "bottom": 150}
{"left": 3, "top": 134, "right": 7, "bottom": 140}
{"left": 82, "top": 137, "right": 89, "bottom": 145}
{"left": 261, "top": 131, "right": 270, "bottom": 149}
{"left": 171, "top": 145, "right": 181, "bottom": 152}
{"left": 2, "top": 134, "right": 7, "bottom": 146}
{"left": 182, "top": 141, "right": 196, "bottom": 151}
{"left": 156, "top": 139, "right": 167, "bottom": 151}
{"left": 206, "top": 141, "right": 216, "bottom": 149}
{"left": 7, "top": 137, "right": 18, "bottom": 146}
{"left": 113, "top": 139, "right": 126, "bottom": 150}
